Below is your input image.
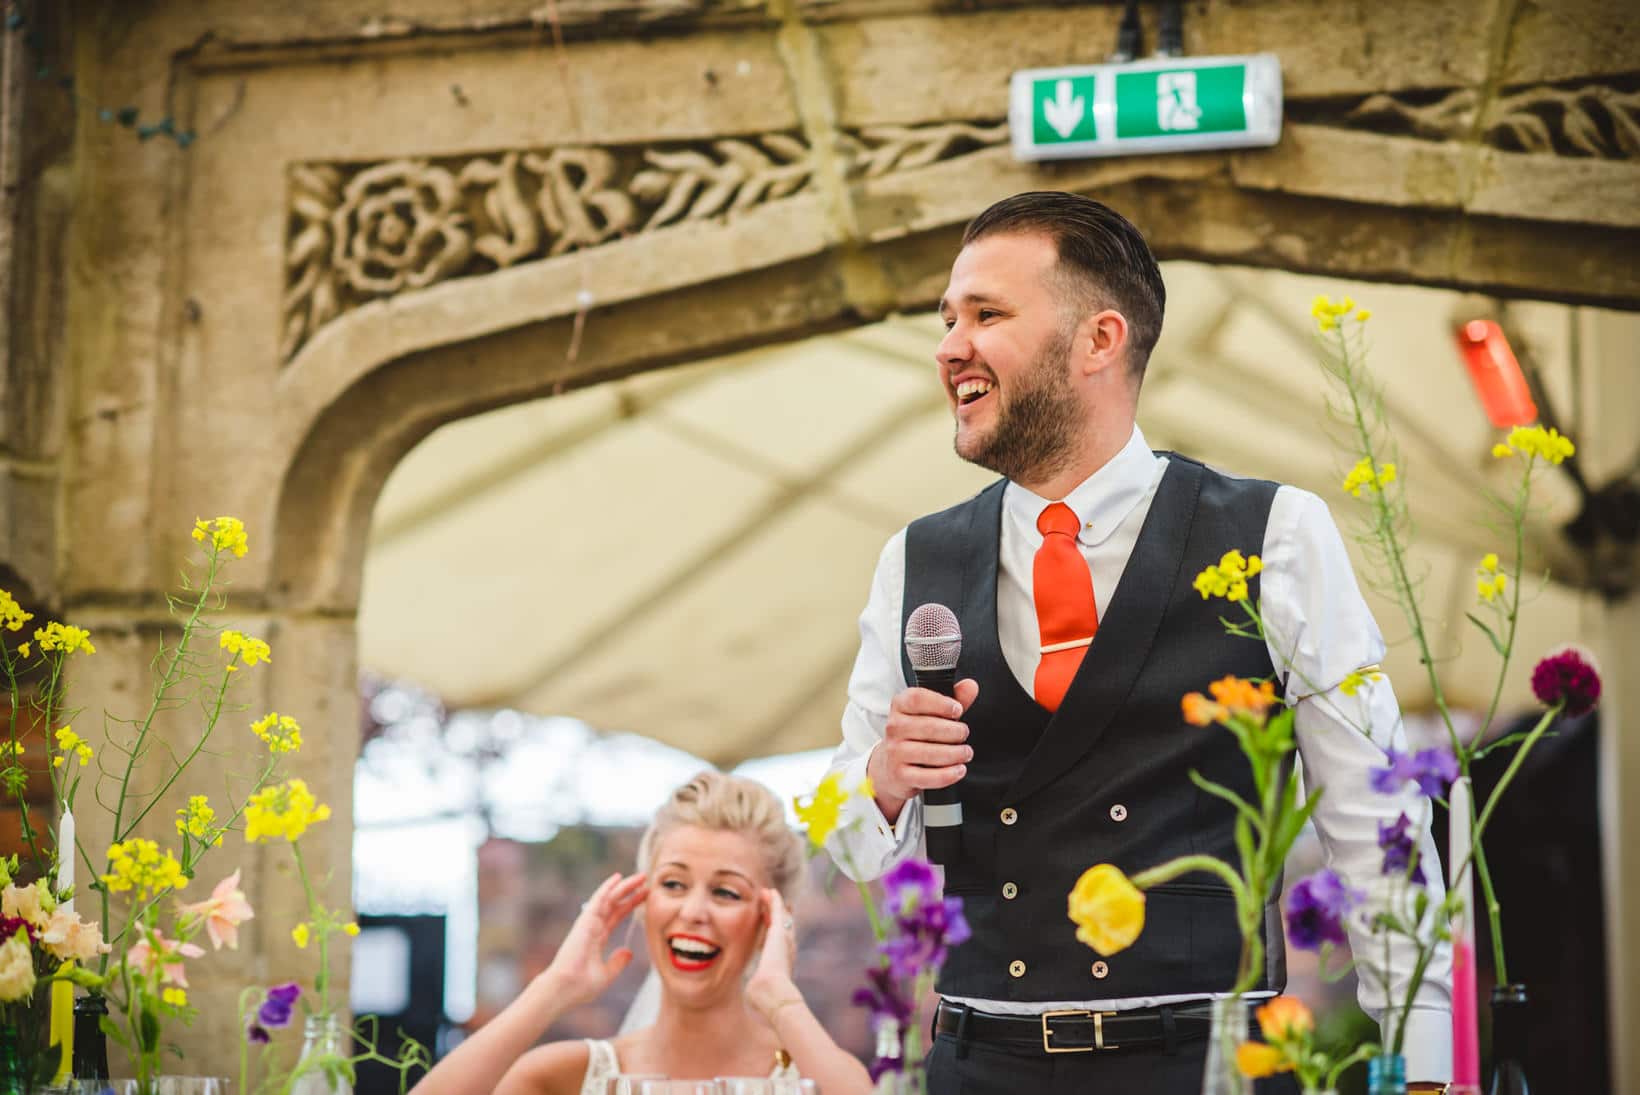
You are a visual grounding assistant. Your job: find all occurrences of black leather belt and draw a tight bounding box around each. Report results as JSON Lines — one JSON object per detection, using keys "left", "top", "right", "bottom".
{"left": 933, "top": 999, "right": 1220, "bottom": 1054}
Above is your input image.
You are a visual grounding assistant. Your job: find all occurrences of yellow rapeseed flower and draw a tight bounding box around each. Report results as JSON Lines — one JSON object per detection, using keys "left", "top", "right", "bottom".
{"left": 1475, "top": 552, "right": 1507, "bottom": 604}
{"left": 16, "top": 643, "right": 28, "bottom": 659}
{"left": 32, "top": 622, "right": 95, "bottom": 656}
{"left": 1192, "top": 550, "right": 1264, "bottom": 603}
{"left": 191, "top": 516, "right": 249, "bottom": 558}
{"left": 0, "top": 589, "right": 33, "bottom": 633}
{"left": 291, "top": 923, "right": 310, "bottom": 949}
{"left": 1309, "top": 294, "right": 1368, "bottom": 335}
{"left": 219, "top": 630, "right": 271, "bottom": 668}
{"left": 243, "top": 779, "right": 332, "bottom": 844}
{"left": 343, "top": 922, "right": 360, "bottom": 937}
{"left": 162, "top": 987, "right": 187, "bottom": 1007}
{"left": 1339, "top": 667, "right": 1385, "bottom": 697}
{"left": 174, "top": 795, "right": 221, "bottom": 844}
{"left": 100, "top": 839, "right": 188, "bottom": 901}
{"left": 250, "top": 712, "right": 303, "bottom": 755}
{"left": 1492, "top": 424, "right": 1575, "bottom": 466}
{"left": 1067, "top": 864, "right": 1146, "bottom": 956}
{"left": 1341, "top": 457, "right": 1397, "bottom": 498}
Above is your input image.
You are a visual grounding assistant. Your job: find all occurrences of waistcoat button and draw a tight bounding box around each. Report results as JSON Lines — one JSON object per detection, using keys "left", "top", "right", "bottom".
{"left": 1002, "top": 881, "right": 1018, "bottom": 899}
{"left": 1009, "top": 960, "right": 1026, "bottom": 978}
{"left": 1109, "top": 803, "right": 1128, "bottom": 822}
{"left": 1000, "top": 807, "right": 1018, "bottom": 825}
{"left": 1091, "top": 961, "right": 1109, "bottom": 979}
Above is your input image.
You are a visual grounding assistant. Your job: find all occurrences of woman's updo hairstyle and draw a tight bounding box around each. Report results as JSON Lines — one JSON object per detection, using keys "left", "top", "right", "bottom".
{"left": 636, "top": 771, "right": 806, "bottom": 904}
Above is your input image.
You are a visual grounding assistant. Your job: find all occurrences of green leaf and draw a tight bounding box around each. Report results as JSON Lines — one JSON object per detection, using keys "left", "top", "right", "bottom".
{"left": 1270, "top": 773, "right": 1322, "bottom": 864}
{"left": 1464, "top": 612, "right": 1508, "bottom": 656}
{"left": 1187, "top": 770, "right": 1265, "bottom": 836}
{"left": 99, "top": 1015, "right": 130, "bottom": 1049}
{"left": 1474, "top": 728, "right": 1556, "bottom": 760}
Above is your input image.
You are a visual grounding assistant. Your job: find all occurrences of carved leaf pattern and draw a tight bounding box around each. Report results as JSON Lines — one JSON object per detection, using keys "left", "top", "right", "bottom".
{"left": 280, "top": 120, "right": 1010, "bottom": 361}
{"left": 1345, "top": 83, "right": 1640, "bottom": 160}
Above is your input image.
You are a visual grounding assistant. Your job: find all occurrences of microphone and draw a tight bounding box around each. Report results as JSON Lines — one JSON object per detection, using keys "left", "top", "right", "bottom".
{"left": 905, "top": 603, "right": 964, "bottom": 864}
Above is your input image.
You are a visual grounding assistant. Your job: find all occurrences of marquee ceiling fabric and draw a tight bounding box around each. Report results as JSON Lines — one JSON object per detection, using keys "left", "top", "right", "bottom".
{"left": 359, "top": 262, "right": 1631, "bottom": 766}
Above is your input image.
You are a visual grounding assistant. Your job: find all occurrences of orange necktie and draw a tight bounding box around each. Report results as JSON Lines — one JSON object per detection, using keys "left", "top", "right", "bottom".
{"left": 1032, "top": 502, "right": 1100, "bottom": 712}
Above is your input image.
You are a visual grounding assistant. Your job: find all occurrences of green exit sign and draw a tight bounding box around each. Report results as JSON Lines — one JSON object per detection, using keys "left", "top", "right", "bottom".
{"left": 1010, "top": 53, "right": 1283, "bottom": 162}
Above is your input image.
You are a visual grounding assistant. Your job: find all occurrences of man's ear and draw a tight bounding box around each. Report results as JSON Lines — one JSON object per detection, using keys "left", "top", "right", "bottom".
{"left": 1078, "top": 309, "right": 1130, "bottom": 379}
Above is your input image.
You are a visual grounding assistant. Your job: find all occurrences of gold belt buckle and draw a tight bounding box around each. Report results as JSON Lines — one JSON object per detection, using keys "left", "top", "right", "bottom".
{"left": 1040, "top": 1009, "right": 1119, "bottom": 1053}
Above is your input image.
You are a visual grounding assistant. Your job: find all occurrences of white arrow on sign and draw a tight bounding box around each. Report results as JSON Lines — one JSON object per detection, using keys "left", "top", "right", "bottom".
{"left": 1042, "top": 79, "right": 1086, "bottom": 139}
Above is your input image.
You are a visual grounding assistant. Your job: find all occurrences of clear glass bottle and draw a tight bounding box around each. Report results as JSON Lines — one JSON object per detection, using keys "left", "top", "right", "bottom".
{"left": 1200, "top": 997, "right": 1254, "bottom": 1095}
{"left": 289, "top": 1014, "right": 351, "bottom": 1095}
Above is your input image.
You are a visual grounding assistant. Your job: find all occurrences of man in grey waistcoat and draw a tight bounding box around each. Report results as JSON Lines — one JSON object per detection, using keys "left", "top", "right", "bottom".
{"left": 825, "top": 192, "right": 1451, "bottom": 1093}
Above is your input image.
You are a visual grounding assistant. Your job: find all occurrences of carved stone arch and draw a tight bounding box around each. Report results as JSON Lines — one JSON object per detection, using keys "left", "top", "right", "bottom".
{"left": 267, "top": 232, "right": 898, "bottom": 616}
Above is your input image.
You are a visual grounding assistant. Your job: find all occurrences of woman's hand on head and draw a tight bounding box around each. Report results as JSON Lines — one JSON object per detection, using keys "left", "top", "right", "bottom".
{"left": 538, "top": 871, "right": 648, "bottom": 1009}
{"left": 746, "top": 888, "right": 803, "bottom": 1026}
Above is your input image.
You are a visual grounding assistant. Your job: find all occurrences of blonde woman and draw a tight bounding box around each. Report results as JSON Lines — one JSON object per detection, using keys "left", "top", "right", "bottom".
{"left": 412, "top": 772, "right": 872, "bottom": 1095}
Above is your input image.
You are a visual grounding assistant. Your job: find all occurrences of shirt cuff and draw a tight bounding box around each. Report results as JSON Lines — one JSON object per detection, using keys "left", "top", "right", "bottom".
{"left": 1398, "top": 1008, "right": 1453, "bottom": 1083}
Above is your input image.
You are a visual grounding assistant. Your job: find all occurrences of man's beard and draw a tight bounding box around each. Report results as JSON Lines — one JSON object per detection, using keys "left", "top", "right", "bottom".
{"left": 954, "top": 327, "right": 1083, "bottom": 485}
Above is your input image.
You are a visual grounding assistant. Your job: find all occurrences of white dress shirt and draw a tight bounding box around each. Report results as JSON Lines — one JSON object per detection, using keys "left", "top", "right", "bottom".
{"left": 827, "top": 425, "right": 1453, "bottom": 1080}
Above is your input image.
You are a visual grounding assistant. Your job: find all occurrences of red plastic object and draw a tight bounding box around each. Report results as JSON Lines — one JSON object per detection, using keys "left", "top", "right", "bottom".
{"left": 1454, "top": 319, "right": 1537, "bottom": 428}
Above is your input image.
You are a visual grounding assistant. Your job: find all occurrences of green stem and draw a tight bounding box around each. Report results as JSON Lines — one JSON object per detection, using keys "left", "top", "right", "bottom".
{"left": 123, "top": 660, "right": 236, "bottom": 836}
{"left": 1473, "top": 834, "right": 1507, "bottom": 984}
{"left": 1131, "top": 854, "right": 1248, "bottom": 902}
{"left": 111, "top": 552, "right": 220, "bottom": 843}
{"left": 1467, "top": 466, "right": 1533, "bottom": 765}
{"left": 291, "top": 840, "right": 330, "bottom": 1013}
{"left": 1331, "top": 326, "right": 1463, "bottom": 755}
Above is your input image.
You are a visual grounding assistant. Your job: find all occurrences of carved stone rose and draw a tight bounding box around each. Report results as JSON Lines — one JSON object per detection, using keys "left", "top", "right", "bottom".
{"left": 329, "top": 160, "right": 473, "bottom": 296}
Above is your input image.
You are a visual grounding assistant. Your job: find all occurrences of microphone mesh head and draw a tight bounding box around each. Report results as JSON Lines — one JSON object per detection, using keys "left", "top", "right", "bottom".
{"left": 905, "top": 603, "right": 962, "bottom": 672}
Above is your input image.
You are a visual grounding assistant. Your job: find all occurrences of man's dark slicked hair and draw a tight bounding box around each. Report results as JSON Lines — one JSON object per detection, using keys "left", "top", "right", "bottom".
{"left": 962, "top": 191, "right": 1166, "bottom": 379}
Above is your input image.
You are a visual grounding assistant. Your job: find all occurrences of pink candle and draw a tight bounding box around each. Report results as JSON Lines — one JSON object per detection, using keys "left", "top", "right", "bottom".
{"left": 1449, "top": 777, "right": 1481, "bottom": 1091}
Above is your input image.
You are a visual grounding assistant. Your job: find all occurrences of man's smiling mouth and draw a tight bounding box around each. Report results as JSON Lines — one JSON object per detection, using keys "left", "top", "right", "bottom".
{"left": 956, "top": 378, "right": 994, "bottom": 406}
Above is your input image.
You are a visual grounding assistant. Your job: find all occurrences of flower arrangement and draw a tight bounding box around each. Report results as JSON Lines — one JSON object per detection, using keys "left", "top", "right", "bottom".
{"left": 1061, "top": 297, "right": 1602, "bottom": 1090}
{"left": 796, "top": 772, "right": 968, "bottom": 1094}
{"left": 1, "top": 518, "right": 427, "bottom": 1093}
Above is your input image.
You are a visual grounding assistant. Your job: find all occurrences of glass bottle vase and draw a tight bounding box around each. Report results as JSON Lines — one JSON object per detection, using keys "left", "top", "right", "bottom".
{"left": 1199, "top": 996, "right": 1253, "bottom": 1095}
{"left": 288, "top": 1015, "right": 351, "bottom": 1095}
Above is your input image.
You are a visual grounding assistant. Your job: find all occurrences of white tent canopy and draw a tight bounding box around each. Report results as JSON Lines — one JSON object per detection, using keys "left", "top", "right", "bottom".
{"left": 359, "top": 261, "right": 1629, "bottom": 765}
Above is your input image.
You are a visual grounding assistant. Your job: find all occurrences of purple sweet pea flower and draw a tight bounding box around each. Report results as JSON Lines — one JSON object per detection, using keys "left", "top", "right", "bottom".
{"left": 880, "top": 895, "right": 971, "bottom": 980}
{"left": 1531, "top": 646, "right": 1602, "bottom": 717}
{"left": 1378, "top": 813, "right": 1426, "bottom": 885}
{"left": 851, "top": 964, "right": 913, "bottom": 1027}
{"left": 258, "top": 982, "right": 302, "bottom": 1028}
{"left": 1369, "top": 746, "right": 1458, "bottom": 798}
{"left": 881, "top": 858, "right": 940, "bottom": 917}
{"left": 1284, "top": 868, "right": 1364, "bottom": 951}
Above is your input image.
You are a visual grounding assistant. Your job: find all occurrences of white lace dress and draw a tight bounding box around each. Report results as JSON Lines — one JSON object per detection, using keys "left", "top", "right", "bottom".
{"left": 579, "top": 1039, "right": 801, "bottom": 1094}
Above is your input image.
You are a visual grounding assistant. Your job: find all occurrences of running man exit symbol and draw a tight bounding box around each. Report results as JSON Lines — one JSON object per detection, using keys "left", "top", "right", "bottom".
{"left": 1157, "top": 71, "right": 1202, "bottom": 131}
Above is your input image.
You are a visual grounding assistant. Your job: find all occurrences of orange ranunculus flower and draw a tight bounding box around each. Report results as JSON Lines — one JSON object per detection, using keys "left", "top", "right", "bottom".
{"left": 1236, "top": 1041, "right": 1288, "bottom": 1078}
{"left": 1181, "top": 692, "right": 1229, "bottom": 727}
{"left": 1066, "top": 864, "right": 1145, "bottom": 956}
{"left": 1208, "top": 675, "right": 1278, "bottom": 717}
{"left": 1255, "top": 995, "right": 1314, "bottom": 1042}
